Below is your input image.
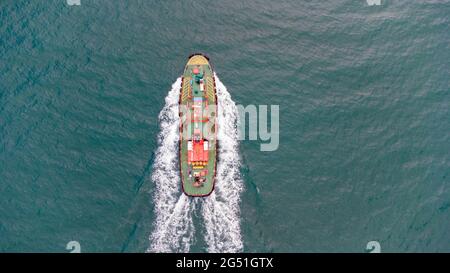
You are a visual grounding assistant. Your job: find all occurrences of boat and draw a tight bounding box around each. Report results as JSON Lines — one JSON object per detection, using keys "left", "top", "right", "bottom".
{"left": 179, "top": 54, "right": 217, "bottom": 197}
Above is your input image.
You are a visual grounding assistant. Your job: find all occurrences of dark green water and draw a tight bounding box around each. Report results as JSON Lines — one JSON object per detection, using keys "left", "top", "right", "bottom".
{"left": 0, "top": 0, "right": 449, "bottom": 252}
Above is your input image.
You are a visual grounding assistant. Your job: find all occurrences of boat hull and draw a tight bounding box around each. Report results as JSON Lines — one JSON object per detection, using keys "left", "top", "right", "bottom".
{"left": 179, "top": 54, "right": 217, "bottom": 197}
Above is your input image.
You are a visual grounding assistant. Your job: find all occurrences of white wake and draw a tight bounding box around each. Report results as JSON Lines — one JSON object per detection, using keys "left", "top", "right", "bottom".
{"left": 147, "top": 75, "right": 243, "bottom": 253}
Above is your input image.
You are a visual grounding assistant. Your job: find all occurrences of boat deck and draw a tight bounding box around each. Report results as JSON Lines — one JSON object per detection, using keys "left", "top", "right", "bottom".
{"left": 179, "top": 54, "right": 217, "bottom": 196}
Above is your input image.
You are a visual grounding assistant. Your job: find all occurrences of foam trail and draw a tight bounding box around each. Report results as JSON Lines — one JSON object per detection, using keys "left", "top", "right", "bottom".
{"left": 147, "top": 78, "right": 195, "bottom": 253}
{"left": 148, "top": 75, "right": 244, "bottom": 253}
{"left": 201, "top": 75, "right": 244, "bottom": 253}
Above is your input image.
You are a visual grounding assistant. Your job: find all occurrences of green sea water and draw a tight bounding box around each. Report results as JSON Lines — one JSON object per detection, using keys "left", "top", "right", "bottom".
{"left": 0, "top": 0, "right": 449, "bottom": 252}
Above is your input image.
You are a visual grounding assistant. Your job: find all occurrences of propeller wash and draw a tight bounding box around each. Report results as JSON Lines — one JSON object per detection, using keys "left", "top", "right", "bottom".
{"left": 147, "top": 74, "right": 244, "bottom": 253}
